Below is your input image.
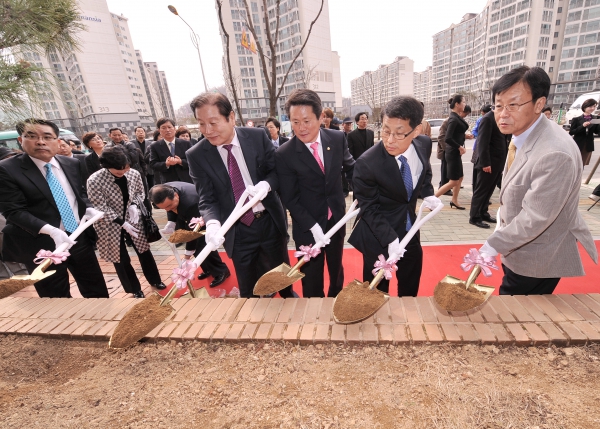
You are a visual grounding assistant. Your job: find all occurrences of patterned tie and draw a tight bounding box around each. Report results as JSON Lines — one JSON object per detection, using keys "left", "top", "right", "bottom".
{"left": 223, "top": 145, "right": 254, "bottom": 226}
{"left": 506, "top": 139, "right": 517, "bottom": 171}
{"left": 45, "top": 163, "right": 78, "bottom": 233}
{"left": 169, "top": 142, "right": 175, "bottom": 157}
{"left": 310, "top": 142, "right": 331, "bottom": 220}
{"left": 398, "top": 155, "right": 413, "bottom": 231}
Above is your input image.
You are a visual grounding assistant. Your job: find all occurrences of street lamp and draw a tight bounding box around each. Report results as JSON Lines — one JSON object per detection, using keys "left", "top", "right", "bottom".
{"left": 168, "top": 5, "right": 208, "bottom": 92}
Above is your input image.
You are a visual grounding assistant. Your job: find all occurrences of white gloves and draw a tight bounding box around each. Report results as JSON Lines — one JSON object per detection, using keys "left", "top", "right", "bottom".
{"left": 83, "top": 207, "right": 103, "bottom": 222}
{"left": 205, "top": 220, "right": 225, "bottom": 248}
{"left": 422, "top": 196, "right": 443, "bottom": 211}
{"left": 387, "top": 238, "right": 402, "bottom": 261}
{"left": 127, "top": 205, "right": 139, "bottom": 224}
{"left": 479, "top": 241, "right": 498, "bottom": 258}
{"left": 310, "top": 223, "right": 330, "bottom": 246}
{"left": 247, "top": 181, "right": 271, "bottom": 199}
{"left": 161, "top": 221, "right": 176, "bottom": 235}
{"left": 122, "top": 221, "right": 140, "bottom": 238}
{"left": 41, "top": 225, "right": 77, "bottom": 249}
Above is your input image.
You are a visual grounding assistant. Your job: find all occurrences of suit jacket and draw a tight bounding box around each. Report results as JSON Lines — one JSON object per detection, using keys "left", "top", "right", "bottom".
{"left": 72, "top": 153, "right": 90, "bottom": 184}
{"left": 187, "top": 127, "right": 287, "bottom": 257}
{"left": 569, "top": 114, "right": 599, "bottom": 152}
{"left": 347, "top": 128, "right": 374, "bottom": 160}
{"left": 348, "top": 140, "right": 434, "bottom": 254}
{"left": 150, "top": 138, "right": 192, "bottom": 183}
{"left": 487, "top": 116, "right": 598, "bottom": 278}
{"left": 275, "top": 128, "right": 355, "bottom": 246}
{"left": 0, "top": 154, "right": 94, "bottom": 264}
{"left": 473, "top": 111, "right": 508, "bottom": 169}
{"left": 436, "top": 118, "right": 449, "bottom": 159}
{"left": 131, "top": 138, "right": 153, "bottom": 175}
{"left": 85, "top": 151, "right": 102, "bottom": 178}
{"left": 165, "top": 181, "right": 204, "bottom": 252}
{"left": 444, "top": 111, "right": 469, "bottom": 153}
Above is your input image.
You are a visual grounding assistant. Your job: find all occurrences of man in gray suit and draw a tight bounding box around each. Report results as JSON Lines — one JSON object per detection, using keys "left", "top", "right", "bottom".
{"left": 479, "top": 66, "right": 597, "bottom": 295}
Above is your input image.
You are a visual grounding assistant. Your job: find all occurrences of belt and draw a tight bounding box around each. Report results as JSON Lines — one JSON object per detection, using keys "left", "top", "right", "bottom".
{"left": 253, "top": 210, "right": 267, "bottom": 219}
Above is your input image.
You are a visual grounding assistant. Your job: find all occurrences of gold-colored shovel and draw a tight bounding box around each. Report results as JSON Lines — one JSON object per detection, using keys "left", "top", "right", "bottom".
{"left": 168, "top": 218, "right": 206, "bottom": 244}
{"left": 253, "top": 200, "right": 360, "bottom": 296}
{"left": 0, "top": 211, "right": 105, "bottom": 299}
{"left": 333, "top": 201, "right": 444, "bottom": 324}
{"left": 109, "top": 188, "right": 265, "bottom": 348}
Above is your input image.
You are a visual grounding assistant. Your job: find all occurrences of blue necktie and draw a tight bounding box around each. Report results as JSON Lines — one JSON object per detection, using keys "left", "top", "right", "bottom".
{"left": 45, "top": 163, "right": 78, "bottom": 233}
{"left": 398, "top": 155, "right": 413, "bottom": 231}
{"left": 169, "top": 142, "right": 175, "bottom": 157}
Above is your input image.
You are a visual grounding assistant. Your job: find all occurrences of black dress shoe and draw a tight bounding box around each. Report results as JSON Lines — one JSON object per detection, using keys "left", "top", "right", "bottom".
{"left": 197, "top": 272, "right": 211, "bottom": 280}
{"left": 481, "top": 214, "right": 497, "bottom": 223}
{"left": 450, "top": 202, "right": 466, "bottom": 210}
{"left": 469, "top": 219, "right": 490, "bottom": 229}
{"left": 210, "top": 271, "right": 230, "bottom": 288}
{"left": 152, "top": 282, "right": 167, "bottom": 290}
{"left": 133, "top": 290, "right": 145, "bottom": 298}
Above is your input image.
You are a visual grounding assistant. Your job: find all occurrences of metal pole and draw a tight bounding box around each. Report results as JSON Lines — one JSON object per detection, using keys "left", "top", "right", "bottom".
{"left": 585, "top": 154, "right": 600, "bottom": 184}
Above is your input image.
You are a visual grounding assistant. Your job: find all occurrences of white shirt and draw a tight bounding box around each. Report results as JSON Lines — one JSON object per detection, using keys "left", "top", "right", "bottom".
{"left": 30, "top": 156, "right": 80, "bottom": 230}
{"left": 304, "top": 130, "right": 325, "bottom": 169}
{"left": 395, "top": 143, "right": 422, "bottom": 191}
{"left": 216, "top": 130, "right": 265, "bottom": 212}
{"left": 513, "top": 113, "right": 543, "bottom": 153}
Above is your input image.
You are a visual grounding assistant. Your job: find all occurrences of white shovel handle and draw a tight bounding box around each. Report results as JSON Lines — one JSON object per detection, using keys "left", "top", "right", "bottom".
{"left": 192, "top": 188, "right": 266, "bottom": 267}
{"left": 390, "top": 202, "right": 443, "bottom": 261}
{"left": 54, "top": 211, "right": 105, "bottom": 253}
{"left": 313, "top": 199, "right": 360, "bottom": 251}
{"left": 161, "top": 232, "right": 183, "bottom": 266}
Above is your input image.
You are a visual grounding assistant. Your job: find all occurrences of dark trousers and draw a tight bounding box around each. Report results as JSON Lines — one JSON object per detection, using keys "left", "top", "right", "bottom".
{"left": 499, "top": 264, "right": 560, "bottom": 295}
{"left": 341, "top": 172, "right": 349, "bottom": 196}
{"left": 231, "top": 211, "right": 292, "bottom": 298}
{"left": 193, "top": 236, "right": 229, "bottom": 276}
{"left": 299, "top": 216, "right": 345, "bottom": 298}
{"left": 469, "top": 163, "right": 502, "bottom": 222}
{"left": 25, "top": 233, "right": 108, "bottom": 298}
{"left": 146, "top": 174, "right": 155, "bottom": 190}
{"left": 472, "top": 167, "right": 478, "bottom": 190}
{"left": 113, "top": 231, "right": 161, "bottom": 294}
{"left": 361, "top": 234, "right": 423, "bottom": 296}
{"left": 439, "top": 158, "right": 449, "bottom": 188}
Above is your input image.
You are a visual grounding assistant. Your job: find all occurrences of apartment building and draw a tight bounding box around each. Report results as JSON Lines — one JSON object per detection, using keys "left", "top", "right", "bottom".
{"left": 414, "top": 66, "right": 433, "bottom": 111}
{"left": 215, "top": 0, "right": 342, "bottom": 123}
{"left": 18, "top": 0, "right": 174, "bottom": 136}
{"left": 350, "top": 56, "right": 414, "bottom": 113}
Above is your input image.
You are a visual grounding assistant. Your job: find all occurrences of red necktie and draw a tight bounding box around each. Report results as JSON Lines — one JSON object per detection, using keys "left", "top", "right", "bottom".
{"left": 310, "top": 142, "right": 331, "bottom": 220}
{"left": 223, "top": 145, "right": 254, "bottom": 226}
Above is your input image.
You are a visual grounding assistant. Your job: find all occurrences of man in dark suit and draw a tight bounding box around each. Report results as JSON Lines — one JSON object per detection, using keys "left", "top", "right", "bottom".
{"left": 347, "top": 112, "right": 374, "bottom": 161}
{"left": 149, "top": 118, "right": 193, "bottom": 183}
{"left": 275, "top": 89, "right": 355, "bottom": 298}
{"left": 149, "top": 182, "right": 230, "bottom": 287}
{"left": 105, "top": 127, "right": 147, "bottom": 191}
{"left": 187, "top": 93, "right": 294, "bottom": 299}
{"left": 348, "top": 97, "right": 441, "bottom": 296}
{"left": 58, "top": 139, "right": 90, "bottom": 184}
{"left": 0, "top": 118, "right": 109, "bottom": 298}
{"left": 133, "top": 126, "right": 156, "bottom": 189}
{"left": 265, "top": 117, "right": 289, "bottom": 148}
{"left": 469, "top": 111, "right": 508, "bottom": 228}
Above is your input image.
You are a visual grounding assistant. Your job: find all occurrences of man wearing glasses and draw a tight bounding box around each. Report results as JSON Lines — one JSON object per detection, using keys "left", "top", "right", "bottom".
{"left": 0, "top": 119, "right": 109, "bottom": 298}
{"left": 478, "top": 66, "right": 597, "bottom": 294}
{"left": 349, "top": 97, "right": 441, "bottom": 296}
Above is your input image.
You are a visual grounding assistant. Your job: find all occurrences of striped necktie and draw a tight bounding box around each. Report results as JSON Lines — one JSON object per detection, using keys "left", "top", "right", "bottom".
{"left": 398, "top": 155, "right": 413, "bottom": 231}
{"left": 223, "top": 145, "right": 254, "bottom": 226}
{"left": 45, "top": 163, "right": 78, "bottom": 233}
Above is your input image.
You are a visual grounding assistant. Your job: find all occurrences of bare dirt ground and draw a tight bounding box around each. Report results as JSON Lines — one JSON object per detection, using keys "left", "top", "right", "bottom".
{"left": 1, "top": 335, "right": 600, "bottom": 429}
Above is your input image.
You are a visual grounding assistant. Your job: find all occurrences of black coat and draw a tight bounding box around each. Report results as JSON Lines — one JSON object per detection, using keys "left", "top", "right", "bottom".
{"left": 187, "top": 127, "right": 287, "bottom": 257}
{"left": 473, "top": 111, "right": 508, "bottom": 169}
{"left": 72, "top": 153, "right": 90, "bottom": 185}
{"left": 348, "top": 140, "right": 434, "bottom": 254}
{"left": 444, "top": 111, "right": 469, "bottom": 153}
{"left": 275, "top": 128, "right": 355, "bottom": 245}
{"left": 0, "top": 154, "right": 94, "bottom": 264}
{"left": 347, "top": 128, "right": 374, "bottom": 160}
{"left": 131, "top": 138, "right": 154, "bottom": 175}
{"left": 164, "top": 181, "right": 205, "bottom": 252}
{"left": 149, "top": 138, "right": 193, "bottom": 183}
{"left": 84, "top": 151, "right": 102, "bottom": 179}
{"left": 569, "top": 114, "right": 599, "bottom": 152}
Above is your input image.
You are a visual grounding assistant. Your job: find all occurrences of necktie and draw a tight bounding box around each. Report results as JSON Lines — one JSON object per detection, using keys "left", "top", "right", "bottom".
{"left": 223, "top": 145, "right": 254, "bottom": 226}
{"left": 45, "top": 163, "right": 78, "bottom": 233}
{"left": 398, "top": 155, "right": 413, "bottom": 231}
{"left": 310, "top": 142, "right": 332, "bottom": 220}
{"left": 169, "top": 142, "right": 175, "bottom": 157}
{"left": 273, "top": 140, "right": 278, "bottom": 148}
{"left": 506, "top": 139, "right": 516, "bottom": 171}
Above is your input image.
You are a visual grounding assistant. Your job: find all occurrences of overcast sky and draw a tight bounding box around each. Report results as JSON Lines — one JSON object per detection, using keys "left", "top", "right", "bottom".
{"left": 105, "top": 0, "right": 488, "bottom": 109}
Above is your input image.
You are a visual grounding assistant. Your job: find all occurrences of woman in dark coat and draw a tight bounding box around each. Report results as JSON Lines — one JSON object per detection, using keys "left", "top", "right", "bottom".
{"left": 569, "top": 98, "right": 599, "bottom": 166}
{"left": 83, "top": 132, "right": 105, "bottom": 178}
{"left": 435, "top": 94, "right": 469, "bottom": 209}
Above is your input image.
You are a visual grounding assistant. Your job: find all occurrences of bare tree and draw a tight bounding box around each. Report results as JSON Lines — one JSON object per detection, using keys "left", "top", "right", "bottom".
{"left": 215, "top": 0, "right": 245, "bottom": 124}
{"left": 297, "top": 63, "right": 319, "bottom": 91}
{"left": 240, "top": 0, "right": 324, "bottom": 117}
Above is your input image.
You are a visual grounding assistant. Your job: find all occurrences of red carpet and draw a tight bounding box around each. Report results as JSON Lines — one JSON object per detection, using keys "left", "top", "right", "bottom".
{"left": 158, "top": 241, "right": 600, "bottom": 298}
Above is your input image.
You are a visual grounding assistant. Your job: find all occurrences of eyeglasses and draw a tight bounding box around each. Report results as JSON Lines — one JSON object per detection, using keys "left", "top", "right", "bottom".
{"left": 491, "top": 100, "right": 532, "bottom": 112}
{"left": 22, "top": 133, "right": 57, "bottom": 142}
{"left": 381, "top": 127, "right": 415, "bottom": 141}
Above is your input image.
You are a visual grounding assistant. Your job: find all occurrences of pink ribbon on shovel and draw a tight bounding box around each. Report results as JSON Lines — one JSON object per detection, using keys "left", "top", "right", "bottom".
{"left": 294, "top": 245, "right": 321, "bottom": 262}
{"left": 34, "top": 250, "right": 70, "bottom": 265}
{"left": 461, "top": 248, "right": 499, "bottom": 277}
{"left": 189, "top": 217, "right": 205, "bottom": 229}
{"left": 372, "top": 254, "right": 398, "bottom": 280}
{"left": 171, "top": 260, "right": 198, "bottom": 289}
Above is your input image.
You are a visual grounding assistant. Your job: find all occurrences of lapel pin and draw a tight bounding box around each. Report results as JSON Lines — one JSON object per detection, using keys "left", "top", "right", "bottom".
{"left": 327, "top": 147, "right": 330, "bottom": 151}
